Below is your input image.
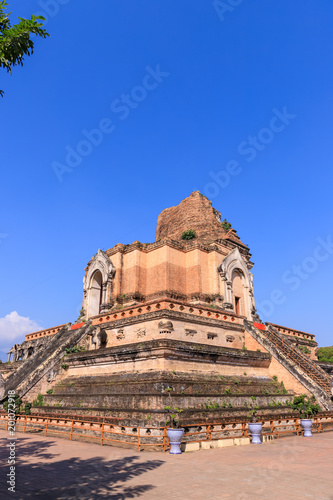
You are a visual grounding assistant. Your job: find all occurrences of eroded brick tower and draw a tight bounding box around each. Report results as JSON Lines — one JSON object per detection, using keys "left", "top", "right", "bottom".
{"left": 3, "top": 192, "right": 332, "bottom": 429}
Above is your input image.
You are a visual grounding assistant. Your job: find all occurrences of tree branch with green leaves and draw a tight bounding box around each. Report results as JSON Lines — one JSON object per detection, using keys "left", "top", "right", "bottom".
{"left": 0, "top": 1, "right": 49, "bottom": 96}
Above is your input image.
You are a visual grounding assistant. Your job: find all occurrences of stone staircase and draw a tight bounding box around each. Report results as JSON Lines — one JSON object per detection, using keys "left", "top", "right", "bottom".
{"left": 266, "top": 324, "right": 331, "bottom": 392}
{"left": 245, "top": 320, "right": 333, "bottom": 410}
{"left": 1, "top": 321, "right": 93, "bottom": 401}
{"left": 35, "top": 371, "right": 295, "bottom": 426}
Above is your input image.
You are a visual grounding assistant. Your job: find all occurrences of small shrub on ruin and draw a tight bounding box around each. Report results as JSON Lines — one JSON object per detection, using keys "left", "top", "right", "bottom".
{"left": 32, "top": 394, "right": 44, "bottom": 407}
{"left": 221, "top": 219, "right": 232, "bottom": 231}
{"left": 181, "top": 229, "right": 196, "bottom": 240}
{"left": 3, "top": 394, "right": 22, "bottom": 414}
{"left": 298, "top": 345, "right": 311, "bottom": 355}
{"left": 65, "top": 346, "right": 85, "bottom": 355}
{"left": 24, "top": 403, "right": 32, "bottom": 415}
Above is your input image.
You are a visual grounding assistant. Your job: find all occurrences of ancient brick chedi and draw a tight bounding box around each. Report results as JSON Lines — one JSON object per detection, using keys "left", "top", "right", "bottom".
{"left": 1, "top": 192, "right": 332, "bottom": 427}
{"left": 82, "top": 191, "right": 253, "bottom": 318}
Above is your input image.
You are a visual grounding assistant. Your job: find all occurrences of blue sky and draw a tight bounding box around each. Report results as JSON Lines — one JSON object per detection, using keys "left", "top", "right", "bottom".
{"left": 1, "top": 0, "right": 333, "bottom": 360}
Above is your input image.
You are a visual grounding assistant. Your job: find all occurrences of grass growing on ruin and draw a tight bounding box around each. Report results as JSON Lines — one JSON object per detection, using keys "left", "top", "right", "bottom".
{"left": 298, "top": 345, "right": 311, "bottom": 355}
{"left": 32, "top": 394, "right": 44, "bottom": 407}
{"left": 317, "top": 346, "right": 333, "bottom": 363}
{"left": 181, "top": 229, "right": 196, "bottom": 240}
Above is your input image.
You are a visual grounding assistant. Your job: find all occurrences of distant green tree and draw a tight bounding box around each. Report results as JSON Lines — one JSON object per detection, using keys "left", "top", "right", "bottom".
{"left": 317, "top": 346, "right": 333, "bottom": 364}
{"left": 0, "top": 1, "right": 49, "bottom": 96}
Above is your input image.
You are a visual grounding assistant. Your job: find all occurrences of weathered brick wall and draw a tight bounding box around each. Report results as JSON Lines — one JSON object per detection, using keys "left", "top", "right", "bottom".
{"left": 244, "top": 330, "right": 310, "bottom": 395}
{"left": 245, "top": 330, "right": 268, "bottom": 353}
{"left": 65, "top": 340, "right": 271, "bottom": 380}
{"left": 111, "top": 246, "right": 227, "bottom": 298}
{"left": 268, "top": 356, "right": 311, "bottom": 396}
{"left": 23, "top": 364, "right": 68, "bottom": 403}
{"left": 155, "top": 191, "right": 242, "bottom": 243}
{"left": 100, "top": 317, "right": 245, "bottom": 351}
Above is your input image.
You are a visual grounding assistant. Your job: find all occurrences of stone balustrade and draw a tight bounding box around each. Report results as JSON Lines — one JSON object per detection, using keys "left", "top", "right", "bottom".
{"left": 25, "top": 324, "right": 69, "bottom": 342}
{"left": 266, "top": 322, "right": 316, "bottom": 341}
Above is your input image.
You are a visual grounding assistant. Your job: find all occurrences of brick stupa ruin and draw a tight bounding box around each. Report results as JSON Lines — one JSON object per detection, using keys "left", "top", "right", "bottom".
{"left": 1, "top": 192, "right": 332, "bottom": 442}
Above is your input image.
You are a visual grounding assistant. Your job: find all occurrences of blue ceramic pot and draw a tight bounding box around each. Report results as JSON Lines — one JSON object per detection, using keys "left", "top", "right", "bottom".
{"left": 167, "top": 428, "right": 184, "bottom": 454}
{"left": 301, "top": 419, "right": 313, "bottom": 437}
{"left": 248, "top": 422, "right": 262, "bottom": 444}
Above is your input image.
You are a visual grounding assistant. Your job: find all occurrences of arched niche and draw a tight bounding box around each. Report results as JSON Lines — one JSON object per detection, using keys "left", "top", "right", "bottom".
{"left": 87, "top": 270, "right": 103, "bottom": 317}
{"left": 83, "top": 249, "right": 115, "bottom": 318}
{"left": 231, "top": 269, "right": 245, "bottom": 316}
{"left": 218, "top": 247, "right": 255, "bottom": 320}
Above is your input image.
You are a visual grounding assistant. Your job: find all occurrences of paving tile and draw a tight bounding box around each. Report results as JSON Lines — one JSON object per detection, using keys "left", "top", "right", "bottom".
{"left": 0, "top": 430, "right": 332, "bottom": 499}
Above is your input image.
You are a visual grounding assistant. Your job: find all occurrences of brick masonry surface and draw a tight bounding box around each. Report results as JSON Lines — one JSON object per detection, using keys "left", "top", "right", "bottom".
{"left": 155, "top": 190, "right": 242, "bottom": 244}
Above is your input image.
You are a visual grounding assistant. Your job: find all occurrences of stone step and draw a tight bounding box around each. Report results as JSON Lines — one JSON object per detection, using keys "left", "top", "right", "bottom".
{"left": 52, "top": 373, "right": 289, "bottom": 397}
{"left": 245, "top": 321, "right": 333, "bottom": 411}
{"left": 32, "top": 403, "right": 294, "bottom": 427}
{"left": 44, "top": 391, "right": 291, "bottom": 403}
{"left": 52, "top": 381, "right": 288, "bottom": 397}
{"left": 2, "top": 322, "right": 93, "bottom": 400}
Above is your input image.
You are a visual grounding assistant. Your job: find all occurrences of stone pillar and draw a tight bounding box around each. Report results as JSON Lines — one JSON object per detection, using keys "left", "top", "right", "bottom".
{"left": 82, "top": 288, "right": 87, "bottom": 312}
{"left": 106, "top": 279, "right": 112, "bottom": 303}
{"left": 218, "top": 264, "right": 234, "bottom": 311}
{"left": 100, "top": 281, "right": 112, "bottom": 314}
{"left": 12, "top": 345, "right": 18, "bottom": 362}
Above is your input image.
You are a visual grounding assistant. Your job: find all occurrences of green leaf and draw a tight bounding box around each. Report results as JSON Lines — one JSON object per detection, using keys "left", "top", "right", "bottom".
{"left": 0, "top": 2, "right": 49, "bottom": 96}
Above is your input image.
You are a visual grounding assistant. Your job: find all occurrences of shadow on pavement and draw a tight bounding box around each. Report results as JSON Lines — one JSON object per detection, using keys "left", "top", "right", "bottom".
{"left": 0, "top": 435, "right": 164, "bottom": 499}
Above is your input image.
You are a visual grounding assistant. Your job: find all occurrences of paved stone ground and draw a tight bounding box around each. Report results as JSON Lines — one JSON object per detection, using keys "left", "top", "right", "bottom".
{"left": 0, "top": 429, "right": 332, "bottom": 499}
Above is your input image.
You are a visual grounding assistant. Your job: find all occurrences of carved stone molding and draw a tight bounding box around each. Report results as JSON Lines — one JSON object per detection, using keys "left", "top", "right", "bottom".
{"left": 100, "top": 303, "right": 112, "bottom": 314}
{"left": 89, "top": 326, "right": 107, "bottom": 349}
{"left": 136, "top": 327, "right": 146, "bottom": 338}
{"left": 47, "top": 368, "right": 57, "bottom": 383}
{"left": 116, "top": 329, "right": 125, "bottom": 340}
{"left": 84, "top": 249, "right": 115, "bottom": 291}
{"left": 158, "top": 320, "right": 174, "bottom": 334}
{"left": 207, "top": 332, "right": 218, "bottom": 339}
{"left": 185, "top": 328, "right": 197, "bottom": 337}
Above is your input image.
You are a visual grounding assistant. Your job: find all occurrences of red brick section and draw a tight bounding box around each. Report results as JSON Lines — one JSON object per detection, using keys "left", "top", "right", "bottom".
{"left": 71, "top": 323, "right": 84, "bottom": 330}
{"left": 155, "top": 191, "right": 244, "bottom": 244}
{"left": 253, "top": 322, "right": 266, "bottom": 331}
